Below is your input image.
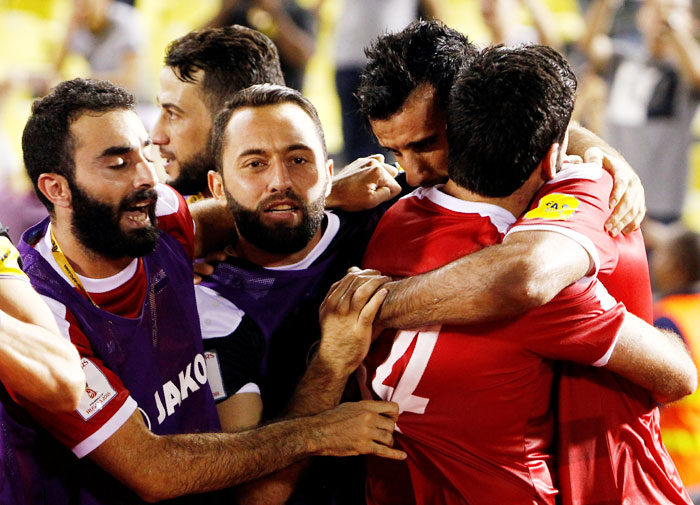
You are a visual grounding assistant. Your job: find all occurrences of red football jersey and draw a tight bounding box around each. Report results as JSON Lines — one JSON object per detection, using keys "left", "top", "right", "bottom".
{"left": 361, "top": 186, "right": 626, "bottom": 505}
{"left": 510, "top": 163, "right": 691, "bottom": 505}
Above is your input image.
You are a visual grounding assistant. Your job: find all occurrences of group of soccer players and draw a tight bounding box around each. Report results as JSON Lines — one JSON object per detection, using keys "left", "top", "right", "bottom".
{"left": 0, "top": 17, "right": 697, "bottom": 505}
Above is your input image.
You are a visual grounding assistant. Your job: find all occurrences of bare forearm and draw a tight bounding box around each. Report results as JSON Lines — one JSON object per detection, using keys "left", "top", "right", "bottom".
{"left": 605, "top": 313, "right": 697, "bottom": 403}
{"left": 0, "top": 312, "right": 84, "bottom": 412}
{"left": 568, "top": 122, "right": 621, "bottom": 159}
{"left": 189, "top": 198, "right": 236, "bottom": 258}
{"left": 94, "top": 413, "right": 322, "bottom": 502}
{"left": 289, "top": 358, "right": 350, "bottom": 416}
{"left": 377, "top": 232, "right": 589, "bottom": 328}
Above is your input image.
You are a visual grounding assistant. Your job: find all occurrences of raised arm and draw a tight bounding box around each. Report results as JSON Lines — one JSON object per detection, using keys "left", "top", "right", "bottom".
{"left": 325, "top": 154, "right": 402, "bottom": 211}
{"left": 376, "top": 230, "right": 590, "bottom": 328}
{"left": 605, "top": 311, "right": 697, "bottom": 403}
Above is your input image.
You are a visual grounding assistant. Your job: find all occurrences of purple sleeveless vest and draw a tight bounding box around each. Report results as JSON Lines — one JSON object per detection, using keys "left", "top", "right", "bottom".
{"left": 0, "top": 218, "right": 221, "bottom": 504}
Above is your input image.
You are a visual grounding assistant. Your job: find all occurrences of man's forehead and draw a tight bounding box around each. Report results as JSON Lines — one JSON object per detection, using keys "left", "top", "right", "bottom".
{"left": 225, "top": 103, "right": 322, "bottom": 153}
{"left": 158, "top": 66, "right": 206, "bottom": 105}
{"left": 371, "top": 87, "right": 443, "bottom": 145}
{"left": 71, "top": 109, "right": 147, "bottom": 149}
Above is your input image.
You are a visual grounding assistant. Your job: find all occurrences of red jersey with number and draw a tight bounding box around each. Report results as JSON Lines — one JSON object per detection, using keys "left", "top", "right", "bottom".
{"left": 509, "top": 162, "right": 690, "bottom": 505}
{"left": 361, "top": 186, "right": 626, "bottom": 505}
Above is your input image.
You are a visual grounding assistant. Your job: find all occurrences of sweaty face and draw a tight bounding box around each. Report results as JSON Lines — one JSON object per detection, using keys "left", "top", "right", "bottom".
{"left": 153, "top": 66, "right": 214, "bottom": 195}
{"left": 213, "top": 102, "right": 332, "bottom": 256}
{"left": 69, "top": 109, "right": 160, "bottom": 258}
{"left": 370, "top": 83, "right": 449, "bottom": 188}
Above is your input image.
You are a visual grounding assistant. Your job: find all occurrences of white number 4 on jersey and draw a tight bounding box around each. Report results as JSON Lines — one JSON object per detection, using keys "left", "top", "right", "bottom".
{"left": 359, "top": 326, "right": 440, "bottom": 421}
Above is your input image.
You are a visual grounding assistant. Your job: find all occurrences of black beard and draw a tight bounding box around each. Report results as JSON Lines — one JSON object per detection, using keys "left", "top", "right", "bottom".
{"left": 224, "top": 188, "right": 326, "bottom": 255}
{"left": 167, "top": 150, "right": 213, "bottom": 196}
{"left": 69, "top": 180, "right": 160, "bottom": 259}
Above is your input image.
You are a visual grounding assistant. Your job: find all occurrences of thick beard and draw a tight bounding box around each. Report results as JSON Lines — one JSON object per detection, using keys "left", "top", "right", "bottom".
{"left": 167, "top": 150, "right": 213, "bottom": 196}
{"left": 224, "top": 188, "right": 326, "bottom": 255}
{"left": 69, "top": 180, "right": 160, "bottom": 259}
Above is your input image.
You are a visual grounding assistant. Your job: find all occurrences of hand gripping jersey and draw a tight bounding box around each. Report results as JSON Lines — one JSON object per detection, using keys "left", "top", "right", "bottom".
{"left": 0, "top": 185, "right": 220, "bottom": 505}
{"left": 509, "top": 162, "right": 691, "bottom": 505}
{"left": 361, "top": 186, "right": 626, "bottom": 505}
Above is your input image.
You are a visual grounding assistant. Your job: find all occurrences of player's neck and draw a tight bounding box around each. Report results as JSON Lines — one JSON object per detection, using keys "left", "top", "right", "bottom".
{"left": 443, "top": 173, "right": 544, "bottom": 217}
{"left": 234, "top": 227, "right": 324, "bottom": 268}
{"left": 50, "top": 221, "right": 133, "bottom": 279}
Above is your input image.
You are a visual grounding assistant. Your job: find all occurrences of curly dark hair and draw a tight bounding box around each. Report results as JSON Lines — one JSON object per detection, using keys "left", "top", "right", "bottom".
{"left": 22, "top": 78, "right": 135, "bottom": 212}
{"left": 211, "top": 84, "right": 326, "bottom": 175}
{"left": 356, "top": 20, "right": 477, "bottom": 122}
{"left": 447, "top": 44, "right": 577, "bottom": 197}
{"left": 165, "top": 25, "right": 285, "bottom": 116}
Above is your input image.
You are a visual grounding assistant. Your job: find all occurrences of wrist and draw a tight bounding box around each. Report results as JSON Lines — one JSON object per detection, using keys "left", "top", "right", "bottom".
{"left": 309, "top": 351, "right": 356, "bottom": 381}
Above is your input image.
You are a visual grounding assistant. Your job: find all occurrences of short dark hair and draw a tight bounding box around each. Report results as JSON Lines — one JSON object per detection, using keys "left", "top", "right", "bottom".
{"left": 211, "top": 84, "right": 326, "bottom": 174}
{"left": 356, "top": 20, "right": 477, "bottom": 121}
{"left": 165, "top": 25, "right": 285, "bottom": 116}
{"left": 447, "top": 44, "right": 577, "bottom": 197}
{"left": 22, "top": 78, "right": 135, "bottom": 212}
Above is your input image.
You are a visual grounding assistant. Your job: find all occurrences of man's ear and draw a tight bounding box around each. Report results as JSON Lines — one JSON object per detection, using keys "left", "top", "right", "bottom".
{"left": 324, "top": 158, "right": 334, "bottom": 198}
{"left": 540, "top": 142, "right": 560, "bottom": 182}
{"left": 37, "top": 173, "right": 72, "bottom": 209}
{"left": 208, "top": 170, "right": 226, "bottom": 202}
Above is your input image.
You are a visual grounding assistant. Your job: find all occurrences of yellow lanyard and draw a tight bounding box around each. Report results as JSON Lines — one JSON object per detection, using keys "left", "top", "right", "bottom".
{"left": 50, "top": 228, "right": 99, "bottom": 308}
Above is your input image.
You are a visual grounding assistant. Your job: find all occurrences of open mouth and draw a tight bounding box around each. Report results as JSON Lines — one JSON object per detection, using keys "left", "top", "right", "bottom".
{"left": 122, "top": 201, "right": 154, "bottom": 226}
{"left": 264, "top": 202, "right": 300, "bottom": 213}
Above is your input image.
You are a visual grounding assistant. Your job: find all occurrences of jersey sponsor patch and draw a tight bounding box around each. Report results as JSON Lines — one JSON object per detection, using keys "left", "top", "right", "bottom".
{"left": 205, "top": 350, "right": 226, "bottom": 401}
{"left": 77, "top": 358, "right": 118, "bottom": 420}
{"left": 524, "top": 193, "right": 580, "bottom": 221}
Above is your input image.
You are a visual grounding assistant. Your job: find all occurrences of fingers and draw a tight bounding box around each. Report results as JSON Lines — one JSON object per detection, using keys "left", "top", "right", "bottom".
{"left": 204, "top": 250, "right": 227, "bottom": 262}
{"left": 582, "top": 146, "right": 604, "bottom": 166}
{"left": 324, "top": 268, "right": 389, "bottom": 316}
{"left": 369, "top": 443, "right": 407, "bottom": 461}
{"left": 358, "top": 288, "right": 388, "bottom": 327}
{"left": 371, "top": 175, "right": 402, "bottom": 202}
{"left": 359, "top": 399, "right": 400, "bottom": 420}
{"left": 605, "top": 171, "right": 646, "bottom": 235}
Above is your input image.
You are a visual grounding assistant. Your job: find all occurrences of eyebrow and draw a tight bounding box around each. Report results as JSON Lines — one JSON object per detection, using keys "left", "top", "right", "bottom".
{"left": 158, "top": 100, "right": 185, "bottom": 114}
{"left": 406, "top": 135, "right": 438, "bottom": 150}
{"left": 99, "top": 139, "right": 152, "bottom": 158}
{"left": 237, "top": 144, "right": 313, "bottom": 158}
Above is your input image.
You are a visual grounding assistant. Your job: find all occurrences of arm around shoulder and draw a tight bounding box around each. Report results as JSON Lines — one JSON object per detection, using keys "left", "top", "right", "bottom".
{"left": 377, "top": 230, "right": 590, "bottom": 328}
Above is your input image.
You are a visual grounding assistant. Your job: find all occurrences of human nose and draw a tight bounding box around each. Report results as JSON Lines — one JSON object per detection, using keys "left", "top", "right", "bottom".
{"left": 134, "top": 152, "right": 157, "bottom": 189}
{"left": 402, "top": 154, "right": 424, "bottom": 187}
{"left": 267, "top": 157, "right": 293, "bottom": 193}
{"left": 151, "top": 113, "right": 168, "bottom": 145}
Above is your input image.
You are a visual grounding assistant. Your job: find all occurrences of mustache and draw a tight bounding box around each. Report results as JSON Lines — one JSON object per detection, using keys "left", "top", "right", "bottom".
{"left": 119, "top": 188, "right": 159, "bottom": 212}
{"left": 257, "top": 189, "right": 305, "bottom": 211}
